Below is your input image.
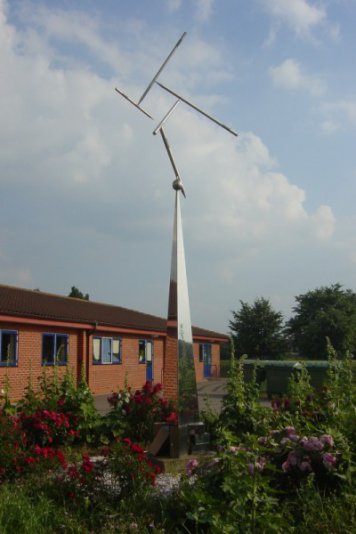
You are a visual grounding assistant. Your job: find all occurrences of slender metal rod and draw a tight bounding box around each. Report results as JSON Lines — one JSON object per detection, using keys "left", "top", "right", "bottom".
{"left": 159, "top": 127, "right": 180, "bottom": 179}
{"left": 156, "top": 81, "right": 238, "bottom": 137}
{"left": 159, "top": 127, "right": 186, "bottom": 198}
{"left": 138, "top": 32, "right": 187, "bottom": 106}
{"left": 114, "top": 88, "right": 153, "bottom": 119}
{"left": 153, "top": 99, "right": 181, "bottom": 135}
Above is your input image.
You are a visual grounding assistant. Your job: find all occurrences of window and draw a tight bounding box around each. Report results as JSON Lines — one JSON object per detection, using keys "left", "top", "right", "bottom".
{"left": 0, "top": 330, "right": 18, "bottom": 366}
{"left": 138, "top": 340, "right": 153, "bottom": 364}
{"left": 199, "top": 343, "right": 212, "bottom": 363}
{"left": 92, "top": 337, "right": 121, "bottom": 364}
{"left": 42, "top": 333, "right": 68, "bottom": 366}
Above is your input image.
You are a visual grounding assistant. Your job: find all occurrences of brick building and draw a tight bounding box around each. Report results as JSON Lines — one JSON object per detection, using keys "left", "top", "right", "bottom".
{"left": 0, "top": 284, "right": 227, "bottom": 401}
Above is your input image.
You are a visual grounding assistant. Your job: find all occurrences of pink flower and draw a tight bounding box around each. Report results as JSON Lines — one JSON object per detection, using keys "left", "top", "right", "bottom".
{"left": 301, "top": 437, "right": 324, "bottom": 452}
{"left": 186, "top": 458, "right": 199, "bottom": 476}
{"left": 256, "top": 457, "right": 267, "bottom": 472}
{"left": 322, "top": 452, "right": 337, "bottom": 470}
{"left": 282, "top": 461, "right": 290, "bottom": 472}
{"left": 320, "top": 434, "right": 334, "bottom": 447}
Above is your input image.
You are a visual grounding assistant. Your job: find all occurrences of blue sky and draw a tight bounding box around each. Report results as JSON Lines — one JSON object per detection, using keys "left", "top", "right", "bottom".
{"left": 0, "top": 0, "right": 355, "bottom": 332}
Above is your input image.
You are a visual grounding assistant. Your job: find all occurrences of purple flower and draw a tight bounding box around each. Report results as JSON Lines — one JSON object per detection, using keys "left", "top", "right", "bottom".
{"left": 186, "top": 458, "right": 199, "bottom": 476}
{"left": 299, "top": 460, "right": 312, "bottom": 473}
{"left": 287, "top": 450, "right": 299, "bottom": 466}
{"left": 257, "top": 436, "right": 268, "bottom": 445}
{"left": 320, "top": 434, "right": 334, "bottom": 447}
{"left": 322, "top": 452, "right": 337, "bottom": 470}
{"left": 284, "top": 427, "right": 299, "bottom": 442}
{"left": 228, "top": 446, "right": 239, "bottom": 454}
{"left": 301, "top": 437, "right": 324, "bottom": 452}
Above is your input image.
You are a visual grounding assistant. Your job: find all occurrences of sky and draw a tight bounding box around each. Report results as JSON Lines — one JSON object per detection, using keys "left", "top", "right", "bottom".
{"left": 0, "top": 0, "right": 355, "bottom": 333}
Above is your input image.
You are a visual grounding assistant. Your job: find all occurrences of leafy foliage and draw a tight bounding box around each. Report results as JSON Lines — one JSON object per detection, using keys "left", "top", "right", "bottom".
{"left": 230, "top": 297, "right": 287, "bottom": 359}
{"left": 68, "top": 286, "right": 89, "bottom": 300}
{"left": 287, "top": 283, "right": 356, "bottom": 359}
{"left": 104, "top": 381, "right": 177, "bottom": 443}
{"left": 217, "top": 340, "right": 272, "bottom": 441}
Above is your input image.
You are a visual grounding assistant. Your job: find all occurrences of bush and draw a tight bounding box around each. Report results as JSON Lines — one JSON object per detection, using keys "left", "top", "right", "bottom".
{"left": 104, "top": 381, "right": 177, "bottom": 443}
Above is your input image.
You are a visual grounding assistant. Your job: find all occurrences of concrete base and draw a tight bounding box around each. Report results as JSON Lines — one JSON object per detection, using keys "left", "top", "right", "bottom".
{"left": 148, "top": 451, "right": 216, "bottom": 474}
{"left": 148, "top": 421, "right": 211, "bottom": 459}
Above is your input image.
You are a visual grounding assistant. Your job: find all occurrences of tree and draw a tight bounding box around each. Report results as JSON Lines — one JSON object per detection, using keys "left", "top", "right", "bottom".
{"left": 229, "top": 297, "right": 286, "bottom": 359}
{"left": 287, "top": 284, "right": 356, "bottom": 359}
{"left": 68, "top": 286, "right": 89, "bottom": 300}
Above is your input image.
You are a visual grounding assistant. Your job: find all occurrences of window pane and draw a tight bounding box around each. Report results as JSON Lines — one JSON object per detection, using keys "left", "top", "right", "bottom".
{"left": 102, "top": 338, "right": 112, "bottom": 363}
{"left": 93, "top": 338, "right": 101, "bottom": 362}
{"left": 56, "top": 335, "right": 68, "bottom": 364}
{"left": 199, "top": 344, "right": 203, "bottom": 362}
{"left": 146, "top": 341, "right": 152, "bottom": 362}
{"left": 138, "top": 340, "right": 146, "bottom": 363}
{"left": 112, "top": 339, "right": 121, "bottom": 363}
{"left": 42, "top": 335, "right": 54, "bottom": 364}
{"left": 1, "top": 332, "right": 16, "bottom": 364}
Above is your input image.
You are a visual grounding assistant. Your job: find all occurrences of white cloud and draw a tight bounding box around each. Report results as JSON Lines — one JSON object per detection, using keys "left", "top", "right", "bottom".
{"left": 195, "top": 0, "right": 215, "bottom": 23}
{"left": 261, "top": 0, "right": 326, "bottom": 38}
{"left": 324, "top": 97, "right": 356, "bottom": 125}
{"left": 0, "top": 0, "right": 349, "bottom": 330}
{"left": 320, "top": 119, "right": 339, "bottom": 134}
{"left": 270, "top": 58, "right": 326, "bottom": 96}
{"left": 320, "top": 97, "right": 356, "bottom": 133}
{"left": 310, "top": 205, "right": 335, "bottom": 240}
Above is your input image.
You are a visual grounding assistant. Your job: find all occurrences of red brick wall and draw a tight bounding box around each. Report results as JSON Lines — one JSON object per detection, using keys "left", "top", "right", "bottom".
{"left": 1, "top": 319, "right": 222, "bottom": 402}
{"left": 163, "top": 328, "right": 179, "bottom": 402}
{"left": 0, "top": 322, "right": 78, "bottom": 401}
{"left": 87, "top": 332, "right": 165, "bottom": 395}
{"left": 193, "top": 341, "right": 221, "bottom": 381}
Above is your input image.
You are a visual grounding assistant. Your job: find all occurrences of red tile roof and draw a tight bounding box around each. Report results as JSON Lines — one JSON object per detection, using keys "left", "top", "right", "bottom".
{"left": 0, "top": 284, "right": 228, "bottom": 340}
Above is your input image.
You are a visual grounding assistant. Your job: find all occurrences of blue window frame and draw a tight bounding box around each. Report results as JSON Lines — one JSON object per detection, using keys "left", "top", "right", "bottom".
{"left": 42, "top": 333, "right": 68, "bottom": 366}
{"left": 0, "top": 330, "right": 18, "bottom": 367}
{"left": 138, "top": 339, "right": 153, "bottom": 364}
{"left": 92, "top": 337, "right": 121, "bottom": 364}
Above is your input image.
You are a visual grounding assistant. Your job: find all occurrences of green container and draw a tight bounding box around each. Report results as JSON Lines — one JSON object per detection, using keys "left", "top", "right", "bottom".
{"left": 265, "top": 361, "right": 301, "bottom": 398}
{"left": 264, "top": 360, "right": 332, "bottom": 398}
{"left": 304, "top": 361, "right": 330, "bottom": 389}
{"left": 242, "top": 360, "right": 266, "bottom": 384}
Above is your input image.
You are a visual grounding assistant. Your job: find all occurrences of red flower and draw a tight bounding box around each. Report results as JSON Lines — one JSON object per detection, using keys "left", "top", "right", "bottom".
{"left": 153, "top": 383, "right": 163, "bottom": 394}
{"left": 165, "top": 412, "right": 178, "bottom": 424}
{"left": 143, "top": 381, "right": 153, "bottom": 393}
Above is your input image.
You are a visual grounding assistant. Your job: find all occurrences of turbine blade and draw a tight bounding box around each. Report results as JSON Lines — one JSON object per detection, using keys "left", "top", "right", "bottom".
{"left": 114, "top": 88, "right": 153, "bottom": 119}
{"left": 156, "top": 82, "right": 238, "bottom": 137}
{"left": 137, "top": 32, "right": 187, "bottom": 106}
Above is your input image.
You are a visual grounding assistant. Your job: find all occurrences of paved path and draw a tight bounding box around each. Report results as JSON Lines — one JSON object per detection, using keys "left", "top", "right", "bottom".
{"left": 94, "top": 378, "right": 228, "bottom": 416}
{"left": 197, "top": 378, "right": 227, "bottom": 413}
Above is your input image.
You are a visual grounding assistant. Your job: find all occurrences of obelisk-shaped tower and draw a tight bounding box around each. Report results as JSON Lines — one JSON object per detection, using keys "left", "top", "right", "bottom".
{"left": 165, "top": 187, "right": 199, "bottom": 426}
